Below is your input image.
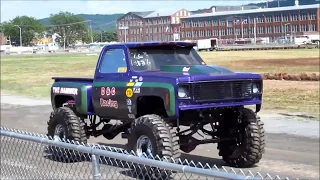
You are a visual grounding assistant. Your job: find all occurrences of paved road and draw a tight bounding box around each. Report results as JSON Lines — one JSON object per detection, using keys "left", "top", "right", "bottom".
{"left": 1, "top": 104, "right": 319, "bottom": 179}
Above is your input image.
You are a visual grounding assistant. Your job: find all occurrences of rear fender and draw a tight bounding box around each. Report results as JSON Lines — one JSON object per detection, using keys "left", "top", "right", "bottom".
{"left": 51, "top": 82, "right": 91, "bottom": 115}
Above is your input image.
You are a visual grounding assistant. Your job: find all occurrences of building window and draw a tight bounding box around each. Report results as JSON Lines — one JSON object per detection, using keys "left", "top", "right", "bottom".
{"left": 249, "top": 16, "right": 255, "bottom": 24}
{"left": 300, "top": 24, "right": 307, "bottom": 32}
{"left": 266, "top": 26, "right": 273, "bottom": 34}
{"left": 199, "top": 21, "right": 205, "bottom": 27}
{"left": 258, "top": 27, "right": 264, "bottom": 34}
{"left": 257, "top": 16, "right": 264, "bottom": 23}
{"left": 235, "top": 28, "right": 241, "bottom": 35}
{"left": 192, "top": 21, "right": 198, "bottom": 27}
{"left": 309, "top": 11, "right": 316, "bottom": 20}
{"left": 227, "top": 20, "right": 233, "bottom": 27}
{"left": 193, "top": 30, "right": 198, "bottom": 37}
{"left": 291, "top": 13, "right": 298, "bottom": 21}
{"left": 282, "top": 14, "right": 289, "bottom": 22}
{"left": 219, "top": 20, "right": 226, "bottom": 26}
{"left": 274, "top": 26, "right": 281, "bottom": 33}
{"left": 199, "top": 30, "right": 205, "bottom": 37}
{"left": 274, "top": 14, "right": 281, "bottom": 22}
{"left": 309, "top": 24, "right": 316, "bottom": 31}
{"left": 300, "top": 12, "right": 307, "bottom": 20}
{"left": 205, "top": 30, "right": 211, "bottom": 37}
{"left": 220, "top": 29, "right": 226, "bottom": 36}
{"left": 292, "top": 24, "right": 299, "bottom": 32}
{"left": 213, "top": 30, "right": 218, "bottom": 36}
{"left": 266, "top": 15, "right": 272, "bottom": 23}
{"left": 284, "top": 24, "right": 290, "bottom": 33}
{"left": 249, "top": 27, "right": 254, "bottom": 35}
{"left": 227, "top": 28, "right": 233, "bottom": 35}
{"left": 243, "top": 27, "right": 249, "bottom": 34}
{"left": 185, "top": 31, "right": 190, "bottom": 38}
{"left": 242, "top": 18, "right": 248, "bottom": 24}
{"left": 205, "top": 20, "right": 211, "bottom": 26}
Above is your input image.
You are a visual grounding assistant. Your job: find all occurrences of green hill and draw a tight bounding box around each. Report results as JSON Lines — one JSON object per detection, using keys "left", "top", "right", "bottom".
{"left": 39, "top": 0, "right": 318, "bottom": 32}
{"left": 39, "top": 13, "right": 124, "bottom": 32}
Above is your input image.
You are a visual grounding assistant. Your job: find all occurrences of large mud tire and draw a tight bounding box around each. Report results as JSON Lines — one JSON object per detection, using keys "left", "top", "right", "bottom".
{"left": 217, "top": 108, "right": 265, "bottom": 168}
{"left": 127, "top": 114, "right": 180, "bottom": 179}
{"left": 46, "top": 107, "right": 87, "bottom": 162}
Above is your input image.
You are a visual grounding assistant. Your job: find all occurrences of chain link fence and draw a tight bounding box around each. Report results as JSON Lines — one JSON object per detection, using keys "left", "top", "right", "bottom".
{"left": 0, "top": 127, "right": 297, "bottom": 180}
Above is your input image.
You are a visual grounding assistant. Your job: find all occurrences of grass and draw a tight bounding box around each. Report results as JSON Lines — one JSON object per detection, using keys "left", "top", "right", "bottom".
{"left": 262, "top": 81, "right": 319, "bottom": 116}
{"left": 1, "top": 49, "right": 319, "bottom": 115}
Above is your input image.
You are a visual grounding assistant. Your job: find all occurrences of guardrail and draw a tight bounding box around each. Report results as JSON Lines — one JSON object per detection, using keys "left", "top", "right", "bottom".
{"left": 0, "top": 127, "right": 297, "bottom": 180}
{"left": 215, "top": 44, "right": 319, "bottom": 51}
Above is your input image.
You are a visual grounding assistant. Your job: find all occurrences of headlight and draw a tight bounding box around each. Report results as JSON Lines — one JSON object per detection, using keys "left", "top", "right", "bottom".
{"left": 178, "top": 85, "right": 190, "bottom": 98}
{"left": 253, "top": 83, "right": 259, "bottom": 93}
{"left": 252, "top": 81, "right": 262, "bottom": 94}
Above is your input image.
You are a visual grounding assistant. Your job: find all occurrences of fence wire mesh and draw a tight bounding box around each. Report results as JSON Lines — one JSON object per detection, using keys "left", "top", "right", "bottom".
{"left": 0, "top": 127, "right": 297, "bottom": 180}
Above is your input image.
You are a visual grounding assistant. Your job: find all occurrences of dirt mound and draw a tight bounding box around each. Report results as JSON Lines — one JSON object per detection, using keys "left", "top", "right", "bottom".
{"left": 262, "top": 72, "right": 320, "bottom": 81}
{"left": 245, "top": 57, "right": 319, "bottom": 66}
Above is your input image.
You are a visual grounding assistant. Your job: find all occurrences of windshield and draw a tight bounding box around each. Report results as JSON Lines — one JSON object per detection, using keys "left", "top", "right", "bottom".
{"left": 128, "top": 46, "right": 205, "bottom": 71}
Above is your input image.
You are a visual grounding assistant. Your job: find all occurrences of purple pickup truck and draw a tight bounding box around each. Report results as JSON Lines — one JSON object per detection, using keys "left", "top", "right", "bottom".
{"left": 47, "top": 41, "right": 265, "bottom": 169}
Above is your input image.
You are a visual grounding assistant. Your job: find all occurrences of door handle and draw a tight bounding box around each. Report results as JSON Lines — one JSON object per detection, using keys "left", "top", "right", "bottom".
{"left": 95, "top": 75, "right": 103, "bottom": 79}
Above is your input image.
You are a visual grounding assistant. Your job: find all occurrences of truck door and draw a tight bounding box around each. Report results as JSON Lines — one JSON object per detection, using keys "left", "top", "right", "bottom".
{"left": 92, "top": 45, "right": 130, "bottom": 119}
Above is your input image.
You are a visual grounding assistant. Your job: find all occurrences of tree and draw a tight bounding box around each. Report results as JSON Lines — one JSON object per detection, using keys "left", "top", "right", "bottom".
{"left": 48, "top": 11, "right": 90, "bottom": 48}
{"left": 1, "top": 16, "right": 45, "bottom": 46}
{"left": 93, "top": 30, "right": 118, "bottom": 42}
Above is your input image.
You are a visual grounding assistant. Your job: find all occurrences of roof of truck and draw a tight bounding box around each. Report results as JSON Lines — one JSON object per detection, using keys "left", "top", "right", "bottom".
{"left": 114, "top": 41, "right": 197, "bottom": 48}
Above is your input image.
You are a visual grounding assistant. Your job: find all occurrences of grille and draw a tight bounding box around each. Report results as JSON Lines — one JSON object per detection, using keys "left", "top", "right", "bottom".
{"left": 192, "top": 80, "right": 253, "bottom": 101}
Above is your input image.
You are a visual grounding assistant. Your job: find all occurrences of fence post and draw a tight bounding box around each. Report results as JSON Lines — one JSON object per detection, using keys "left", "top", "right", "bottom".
{"left": 91, "top": 154, "right": 101, "bottom": 180}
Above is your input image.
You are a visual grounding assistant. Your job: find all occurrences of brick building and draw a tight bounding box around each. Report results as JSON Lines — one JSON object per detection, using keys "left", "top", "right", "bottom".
{"left": 179, "top": 4, "right": 320, "bottom": 42}
{"left": 116, "top": 9, "right": 191, "bottom": 42}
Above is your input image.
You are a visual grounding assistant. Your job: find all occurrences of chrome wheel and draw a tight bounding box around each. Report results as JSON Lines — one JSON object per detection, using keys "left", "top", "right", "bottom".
{"left": 53, "top": 124, "right": 66, "bottom": 141}
{"left": 136, "top": 135, "right": 153, "bottom": 158}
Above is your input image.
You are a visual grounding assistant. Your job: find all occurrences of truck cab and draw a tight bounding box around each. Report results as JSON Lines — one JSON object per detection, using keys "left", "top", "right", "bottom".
{"left": 48, "top": 41, "right": 265, "bottom": 170}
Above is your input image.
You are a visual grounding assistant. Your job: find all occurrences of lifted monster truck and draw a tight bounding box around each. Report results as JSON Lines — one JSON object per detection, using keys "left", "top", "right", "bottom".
{"left": 47, "top": 41, "right": 265, "bottom": 168}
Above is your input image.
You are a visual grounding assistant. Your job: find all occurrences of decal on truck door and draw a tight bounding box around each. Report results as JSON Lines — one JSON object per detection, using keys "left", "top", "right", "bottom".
{"left": 125, "top": 88, "right": 133, "bottom": 98}
{"left": 100, "top": 87, "right": 116, "bottom": 96}
{"left": 99, "top": 98, "right": 118, "bottom": 109}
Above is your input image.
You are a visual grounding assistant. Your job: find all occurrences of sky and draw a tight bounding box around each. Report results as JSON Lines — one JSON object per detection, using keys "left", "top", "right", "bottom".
{"left": 0, "top": 0, "right": 260, "bottom": 22}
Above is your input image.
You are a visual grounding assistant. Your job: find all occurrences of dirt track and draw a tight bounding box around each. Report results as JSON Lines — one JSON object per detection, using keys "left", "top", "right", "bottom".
{"left": 0, "top": 102, "right": 319, "bottom": 179}
{"left": 242, "top": 57, "right": 320, "bottom": 66}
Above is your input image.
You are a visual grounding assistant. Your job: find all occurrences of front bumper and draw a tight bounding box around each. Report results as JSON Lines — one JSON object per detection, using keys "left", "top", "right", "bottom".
{"left": 178, "top": 99, "right": 261, "bottom": 111}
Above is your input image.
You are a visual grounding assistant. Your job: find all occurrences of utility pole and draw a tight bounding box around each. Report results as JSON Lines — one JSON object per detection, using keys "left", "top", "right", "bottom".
{"left": 63, "top": 25, "right": 70, "bottom": 50}
{"left": 14, "top": 25, "right": 22, "bottom": 47}
{"left": 241, "top": 19, "right": 247, "bottom": 39}
{"left": 89, "top": 21, "right": 93, "bottom": 43}
{"left": 100, "top": 26, "right": 103, "bottom": 42}
{"left": 253, "top": 17, "right": 257, "bottom": 44}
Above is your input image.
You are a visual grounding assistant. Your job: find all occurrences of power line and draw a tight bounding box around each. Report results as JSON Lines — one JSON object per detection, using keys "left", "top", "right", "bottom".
{"left": 2, "top": 19, "right": 117, "bottom": 28}
{"left": 42, "top": 20, "right": 92, "bottom": 27}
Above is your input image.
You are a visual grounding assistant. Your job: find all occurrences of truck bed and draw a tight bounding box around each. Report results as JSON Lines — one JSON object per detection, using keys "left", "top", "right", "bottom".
{"left": 51, "top": 77, "right": 94, "bottom": 114}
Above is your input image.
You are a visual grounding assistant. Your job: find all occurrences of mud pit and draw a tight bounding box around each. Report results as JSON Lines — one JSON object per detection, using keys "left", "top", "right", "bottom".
{"left": 241, "top": 57, "right": 320, "bottom": 67}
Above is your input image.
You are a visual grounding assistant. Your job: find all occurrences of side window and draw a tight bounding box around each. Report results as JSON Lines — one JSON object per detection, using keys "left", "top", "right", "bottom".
{"left": 99, "top": 48, "right": 127, "bottom": 73}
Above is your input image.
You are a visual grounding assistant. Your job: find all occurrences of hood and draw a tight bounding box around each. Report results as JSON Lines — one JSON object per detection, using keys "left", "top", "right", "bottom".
{"left": 159, "top": 65, "right": 234, "bottom": 75}
{"left": 138, "top": 65, "right": 262, "bottom": 82}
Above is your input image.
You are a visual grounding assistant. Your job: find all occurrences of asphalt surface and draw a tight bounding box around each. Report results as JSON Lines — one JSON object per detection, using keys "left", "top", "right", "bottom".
{"left": 1, "top": 103, "right": 319, "bottom": 180}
